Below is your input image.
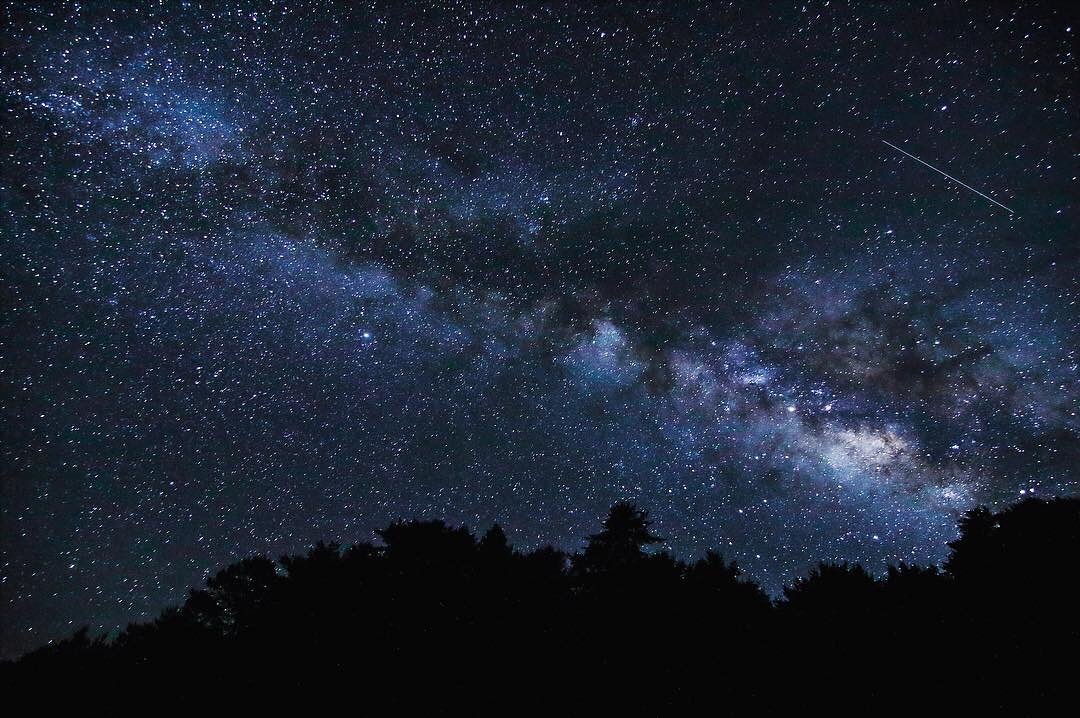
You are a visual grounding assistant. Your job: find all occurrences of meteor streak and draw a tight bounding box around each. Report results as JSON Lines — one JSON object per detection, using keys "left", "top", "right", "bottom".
{"left": 882, "top": 140, "right": 1015, "bottom": 214}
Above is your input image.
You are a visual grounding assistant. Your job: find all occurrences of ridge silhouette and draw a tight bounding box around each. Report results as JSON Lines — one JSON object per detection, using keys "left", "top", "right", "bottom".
{"left": 3, "top": 497, "right": 1077, "bottom": 709}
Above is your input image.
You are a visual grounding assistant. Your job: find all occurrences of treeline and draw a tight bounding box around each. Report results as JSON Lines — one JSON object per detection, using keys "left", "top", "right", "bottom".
{"left": 4, "top": 498, "right": 1078, "bottom": 709}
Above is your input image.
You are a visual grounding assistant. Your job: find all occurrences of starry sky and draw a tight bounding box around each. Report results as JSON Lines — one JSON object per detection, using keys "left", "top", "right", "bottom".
{"left": 1, "top": 0, "right": 1077, "bottom": 656}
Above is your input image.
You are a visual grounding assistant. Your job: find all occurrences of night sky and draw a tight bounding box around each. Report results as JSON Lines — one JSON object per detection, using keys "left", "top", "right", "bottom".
{"left": 2, "top": 1, "right": 1077, "bottom": 657}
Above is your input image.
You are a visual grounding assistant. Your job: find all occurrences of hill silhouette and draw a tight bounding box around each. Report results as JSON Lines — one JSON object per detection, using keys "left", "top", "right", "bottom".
{"left": 3, "top": 497, "right": 1077, "bottom": 710}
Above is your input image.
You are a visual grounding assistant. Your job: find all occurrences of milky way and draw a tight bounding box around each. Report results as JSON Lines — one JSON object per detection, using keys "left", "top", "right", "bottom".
{"left": 1, "top": 1, "right": 1077, "bottom": 656}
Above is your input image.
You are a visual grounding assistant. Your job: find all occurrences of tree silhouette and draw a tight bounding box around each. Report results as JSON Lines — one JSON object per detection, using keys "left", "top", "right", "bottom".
{"left": 946, "top": 498, "right": 1080, "bottom": 591}
{"left": 478, "top": 524, "right": 512, "bottom": 561}
{"left": 576, "top": 502, "right": 663, "bottom": 575}
{"left": 184, "top": 555, "right": 280, "bottom": 635}
{"left": 685, "top": 550, "right": 771, "bottom": 616}
{"left": 944, "top": 505, "right": 997, "bottom": 582}
{"left": 780, "top": 561, "right": 879, "bottom": 617}
{"left": 3, "top": 496, "right": 1078, "bottom": 711}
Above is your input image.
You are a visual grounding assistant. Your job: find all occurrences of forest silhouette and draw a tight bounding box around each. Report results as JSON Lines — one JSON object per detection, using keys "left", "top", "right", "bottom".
{"left": 3, "top": 497, "right": 1077, "bottom": 709}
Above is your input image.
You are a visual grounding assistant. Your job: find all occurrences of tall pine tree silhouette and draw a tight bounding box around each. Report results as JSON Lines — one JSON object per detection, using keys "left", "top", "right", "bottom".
{"left": 577, "top": 502, "right": 663, "bottom": 574}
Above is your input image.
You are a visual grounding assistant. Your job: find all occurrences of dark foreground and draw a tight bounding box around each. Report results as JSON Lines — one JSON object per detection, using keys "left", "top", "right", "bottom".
{"left": 4, "top": 498, "right": 1078, "bottom": 710}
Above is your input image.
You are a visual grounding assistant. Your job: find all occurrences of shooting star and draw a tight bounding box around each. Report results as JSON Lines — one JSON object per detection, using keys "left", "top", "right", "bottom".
{"left": 882, "top": 140, "right": 1015, "bottom": 214}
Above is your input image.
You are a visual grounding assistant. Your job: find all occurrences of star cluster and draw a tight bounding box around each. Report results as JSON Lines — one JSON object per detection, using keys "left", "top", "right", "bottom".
{"left": 1, "top": 1, "right": 1076, "bottom": 656}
